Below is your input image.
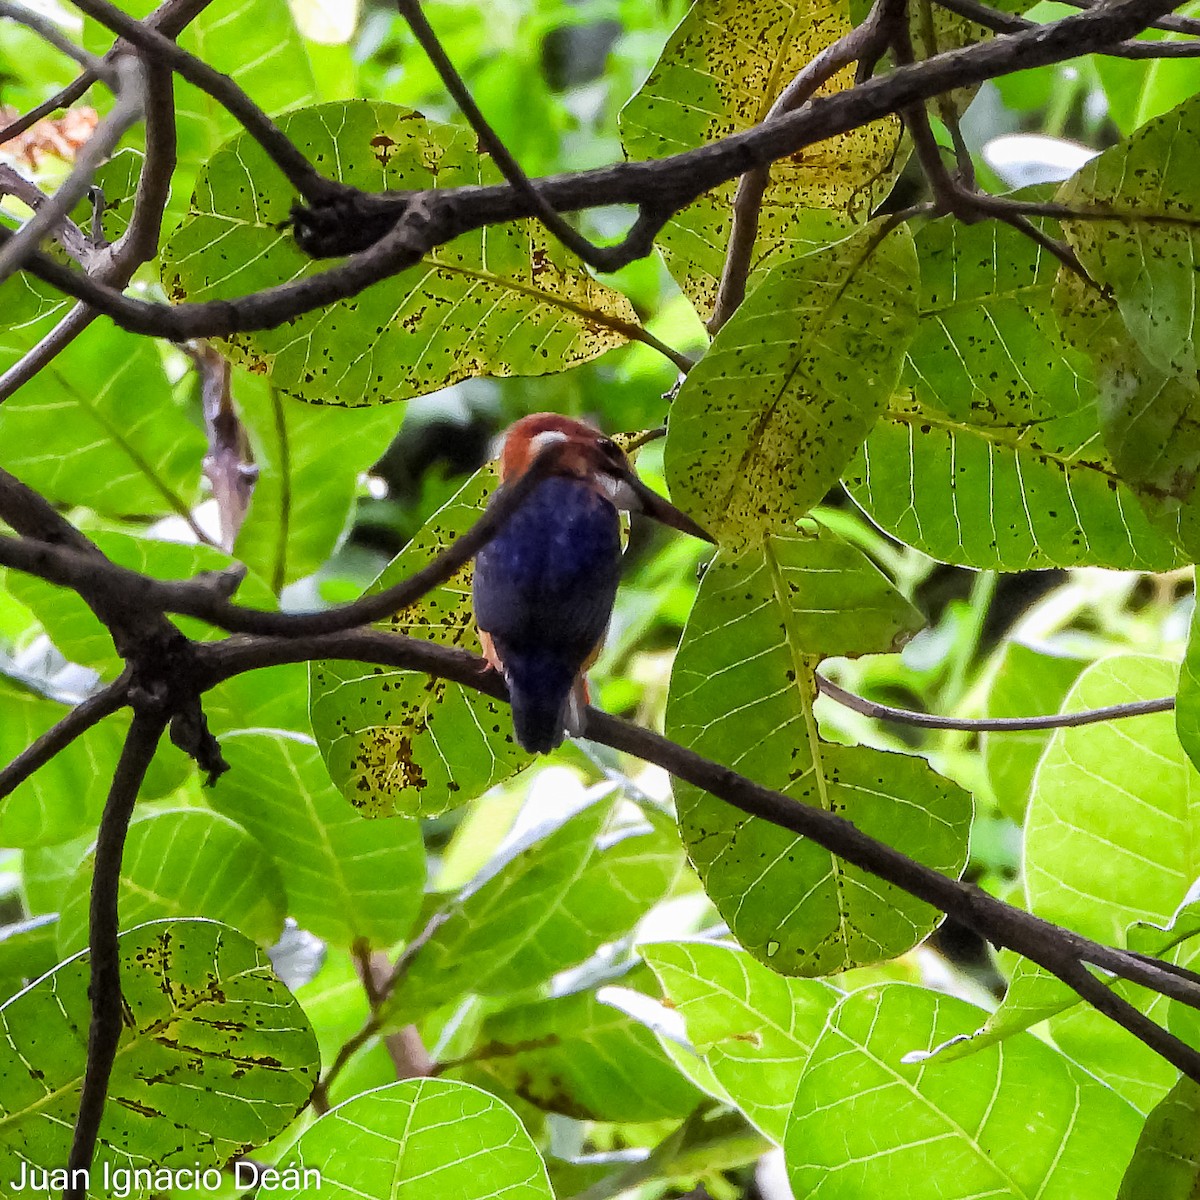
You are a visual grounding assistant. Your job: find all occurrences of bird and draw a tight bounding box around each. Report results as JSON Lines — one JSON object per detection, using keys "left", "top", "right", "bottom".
{"left": 472, "top": 413, "right": 713, "bottom": 753}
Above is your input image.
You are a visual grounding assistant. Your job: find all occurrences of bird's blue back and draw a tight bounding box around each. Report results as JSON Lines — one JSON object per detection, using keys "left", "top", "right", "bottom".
{"left": 473, "top": 475, "right": 622, "bottom": 750}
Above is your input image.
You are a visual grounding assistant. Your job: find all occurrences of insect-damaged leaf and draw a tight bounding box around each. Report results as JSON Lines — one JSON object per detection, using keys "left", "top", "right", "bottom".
{"left": 620, "top": 0, "right": 905, "bottom": 318}
{"left": 1059, "top": 93, "right": 1200, "bottom": 384}
{"left": 846, "top": 217, "right": 1184, "bottom": 570}
{"left": 665, "top": 223, "right": 918, "bottom": 550}
{"left": 163, "top": 102, "right": 643, "bottom": 406}
{"left": 665, "top": 524, "right": 970, "bottom": 974}
{"left": 0, "top": 919, "right": 317, "bottom": 1174}
{"left": 310, "top": 467, "right": 531, "bottom": 819}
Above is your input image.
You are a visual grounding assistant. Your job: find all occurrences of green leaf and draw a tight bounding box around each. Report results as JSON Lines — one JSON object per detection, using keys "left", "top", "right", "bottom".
{"left": 982, "top": 643, "right": 1085, "bottom": 823}
{"left": 845, "top": 215, "right": 1185, "bottom": 570}
{"left": 665, "top": 223, "right": 918, "bottom": 549}
{"left": 206, "top": 662, "right": 311, "bottom": 736}
{"left": 1026, "top": 655, "right": 1199, "bottom": 943}
{"left": 785, "top": 984, "right": 1141, "bottom": 1199}
{"left": 1180, "top": 598, "right": 1200, "bottom": 774}
{"left": 1060, "top": 94, "right": 1200, "bottom": 383}
{"left": 470, "top": 986, "right": 702, "bottom": 1122}
{"left": 844, "top": 393, "right": 1185, "bottom": 570}
{"left": 1118, "top": 1077, "right": 1200, "bottom": 1199}
{"left": 210, "top": 731, "right": 426, "bottom": 949}
{"left": 310, "top": 466, "right": 530, "bottom": 819}
{"left": 619, "top": 0, "right": 904, "bottom": 317}
{"left": 904, "top": 215, "right": 1096, "bottom": 438}
{"left": 643, "top": 940, "right": 839, "bottom": 1140}
{"left": 56, "top": 808, "right": 288, "bottom": 954}
{"left": 0, "top": 677, "right": 122, "bottom": 847}
{"left": 666, "top": 525, "right": 972, "bottom": 974}
{"left": 384, "top": 795, "right": 616, "bottom": 1024}
{"left": 481, "top": 801, "right": 682, "bottom": 994}
{"left": 0, "top": 311, "right": 205, "bottom": 519}
{"left": 5, "top": 532, "right": 278, "bottom": 680}
{"left": 275, "top": 1079, "right": 552, "bottom": 1200}
{"left": 928, "top": 897, "right": 1194, "bottom": 1112}
{"left": 164, "top": 102, "right": 643, "bottom": 406}
{"left": 1054, "top": 263, "right": 1200, "bottom": 558}
{"left": 232, "top": 371, "right": 407, "bottom": 592}
{"left": 0, "top": 919, "right": 317, "bottom": 1174}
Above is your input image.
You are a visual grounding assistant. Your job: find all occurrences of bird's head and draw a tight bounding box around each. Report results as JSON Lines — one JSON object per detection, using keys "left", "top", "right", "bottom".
{"left": 498, "top": 413, "right": 714, "bottom": 543}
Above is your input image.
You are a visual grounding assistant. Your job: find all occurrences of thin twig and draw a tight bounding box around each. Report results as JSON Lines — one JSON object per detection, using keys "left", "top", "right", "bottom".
{"left": 64, "top": 708, "right": 166, "bottom": 1200}
{"left": 815, "top": 673, "right": 1175, "bottom": 731}
{"left": 1058, "top": 0, "right": 1200, "bottom": 36}
{"left": 0, "top": 672, "right": 131, "bottom": 801}
{"left": 0, "top": 16, "right": 180, "bottom": 404}
{"left": 0, "top": 0, "right": 211, "bottom": 148}
{"left": 0, "top": 54, "right": 145, "bottom": 286}
{"left": 397, "top": 0, "right": 620, "bottom": 271}
{"left": 0, "top": 440, "right": 572, "bottom": 636}
{"left": 191, "top": 627, "right": 1200, "bottom": 1081}
{"left": 933, "top": 0, "right": 1200, "bottom": 56}
{"left": 310, "top": 912, "right": 448, "bottom": 1112}
{"left": 0, "top": 164, "right": 92, "bottom": 265}
{"left": 0, "top": 74, "right": 92, "bottom": 147}
{"left": 2, "top": 0, "right": 1176, "bottom": 342}
{"left": 67, "top": 0, "right": 335, "bottom": 201}
{"left": 708, "top": 0, "right": 907, "bottom": 334}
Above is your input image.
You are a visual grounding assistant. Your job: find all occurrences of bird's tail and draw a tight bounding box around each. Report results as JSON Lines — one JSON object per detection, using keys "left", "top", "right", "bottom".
{"left": 501, "top": 647, "right": 579, "bottom": 753}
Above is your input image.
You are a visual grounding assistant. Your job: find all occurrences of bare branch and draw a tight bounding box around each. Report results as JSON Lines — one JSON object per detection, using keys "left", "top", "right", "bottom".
{"left": 195, "top": 344, "right": 255, "bottom": 551}
{"left": 815, "top": 672, "right": 1175, "bottom": 731}
{"left": 0, "top": 164, "right": 92, "bottom": 265}
{"left": 68, "top": 0, "right": 336, "bottom": 202}
{"left": 64, "top": 708, "right": 167, "bottom": 1200}
{"left": 0, "top": 74, "right": 92, "bottom": 147}
{"left": 1060, "top": 0, "right": 1200, "bottom": 35}
{"left": 189, "top": 626, "right": 1200, "bottom": 1080}
{"left": 1, "top": 0, "right": 1175, "bottom": 342}
{"left": 0, "top": 672, "right": 130, "bottom": 801}
{"left": 0, "top": 441, "right": 576, "bottom": 637}
{"left": 396, "top": 0, "right": 646, "bottom": 273}
{"left": 0, "top": 54, "right": 145, "bottom": 286}
{"left": 935, "top": 0, "right": 1200, "bottom": 55}
{"left": 709, "top": 0, "right": 907, "bottom": 334}
{"left": 0, "top": 9, "right": 180, "bottom": 405}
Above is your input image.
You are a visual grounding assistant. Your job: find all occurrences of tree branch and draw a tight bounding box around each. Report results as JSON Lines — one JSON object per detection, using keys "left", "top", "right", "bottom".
{"left": 0, "top": 672, "right": 130, "bottom": 801}
{"left": 395, "top": 0, "right": 655, "bottom": 273}
{"left": 0, "top": 54, "right": 145, "bottom": 286}
{"left": 934, "top": 0, "right": 1200, "bottom": 55}
{"left": 708, "top": 0, "right": 906, "bottom": 334}
{"left": 67, "top": 0, "right": 337, "bottom": 202}
{"left": 64, "top": 707, "right": 166, "bottom": 1200}
{"left": 0, "top": 1, "right": 118, "bottom": 84}
{"left": 815, "top": 672, "right": 1175, "bottom": 731}
{"left": 4, "top": 0, "right": 1178, "bottom": 341}
{"left": 0, "top": 441, "right": 572, "bottom": 637}
{"left": 189, "top": 626, "right": 1200, "bottom": 1080}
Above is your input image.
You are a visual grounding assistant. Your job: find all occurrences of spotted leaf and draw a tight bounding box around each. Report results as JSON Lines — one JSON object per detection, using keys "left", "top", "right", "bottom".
{"left": 665, "top": 222, "right": 918, "bottom": 550}
{"left": 310, "top": 466, "right": 531, "bottom": 818}
{"left": 163, "top": 102, "right": 645, "bottom": 406}
{"left": 621, "top": 0, "right": 905, "bottom": 317}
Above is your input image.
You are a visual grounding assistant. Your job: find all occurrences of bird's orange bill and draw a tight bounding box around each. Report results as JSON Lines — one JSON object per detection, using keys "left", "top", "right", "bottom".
{"left": 624, "top": 472, "right": 716, "bottom": 544}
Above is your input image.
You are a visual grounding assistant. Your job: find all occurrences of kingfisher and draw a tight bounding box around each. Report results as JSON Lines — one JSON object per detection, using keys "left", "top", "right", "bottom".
{"left": 472, "top": 413, "right": 713, "bottom": 753}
